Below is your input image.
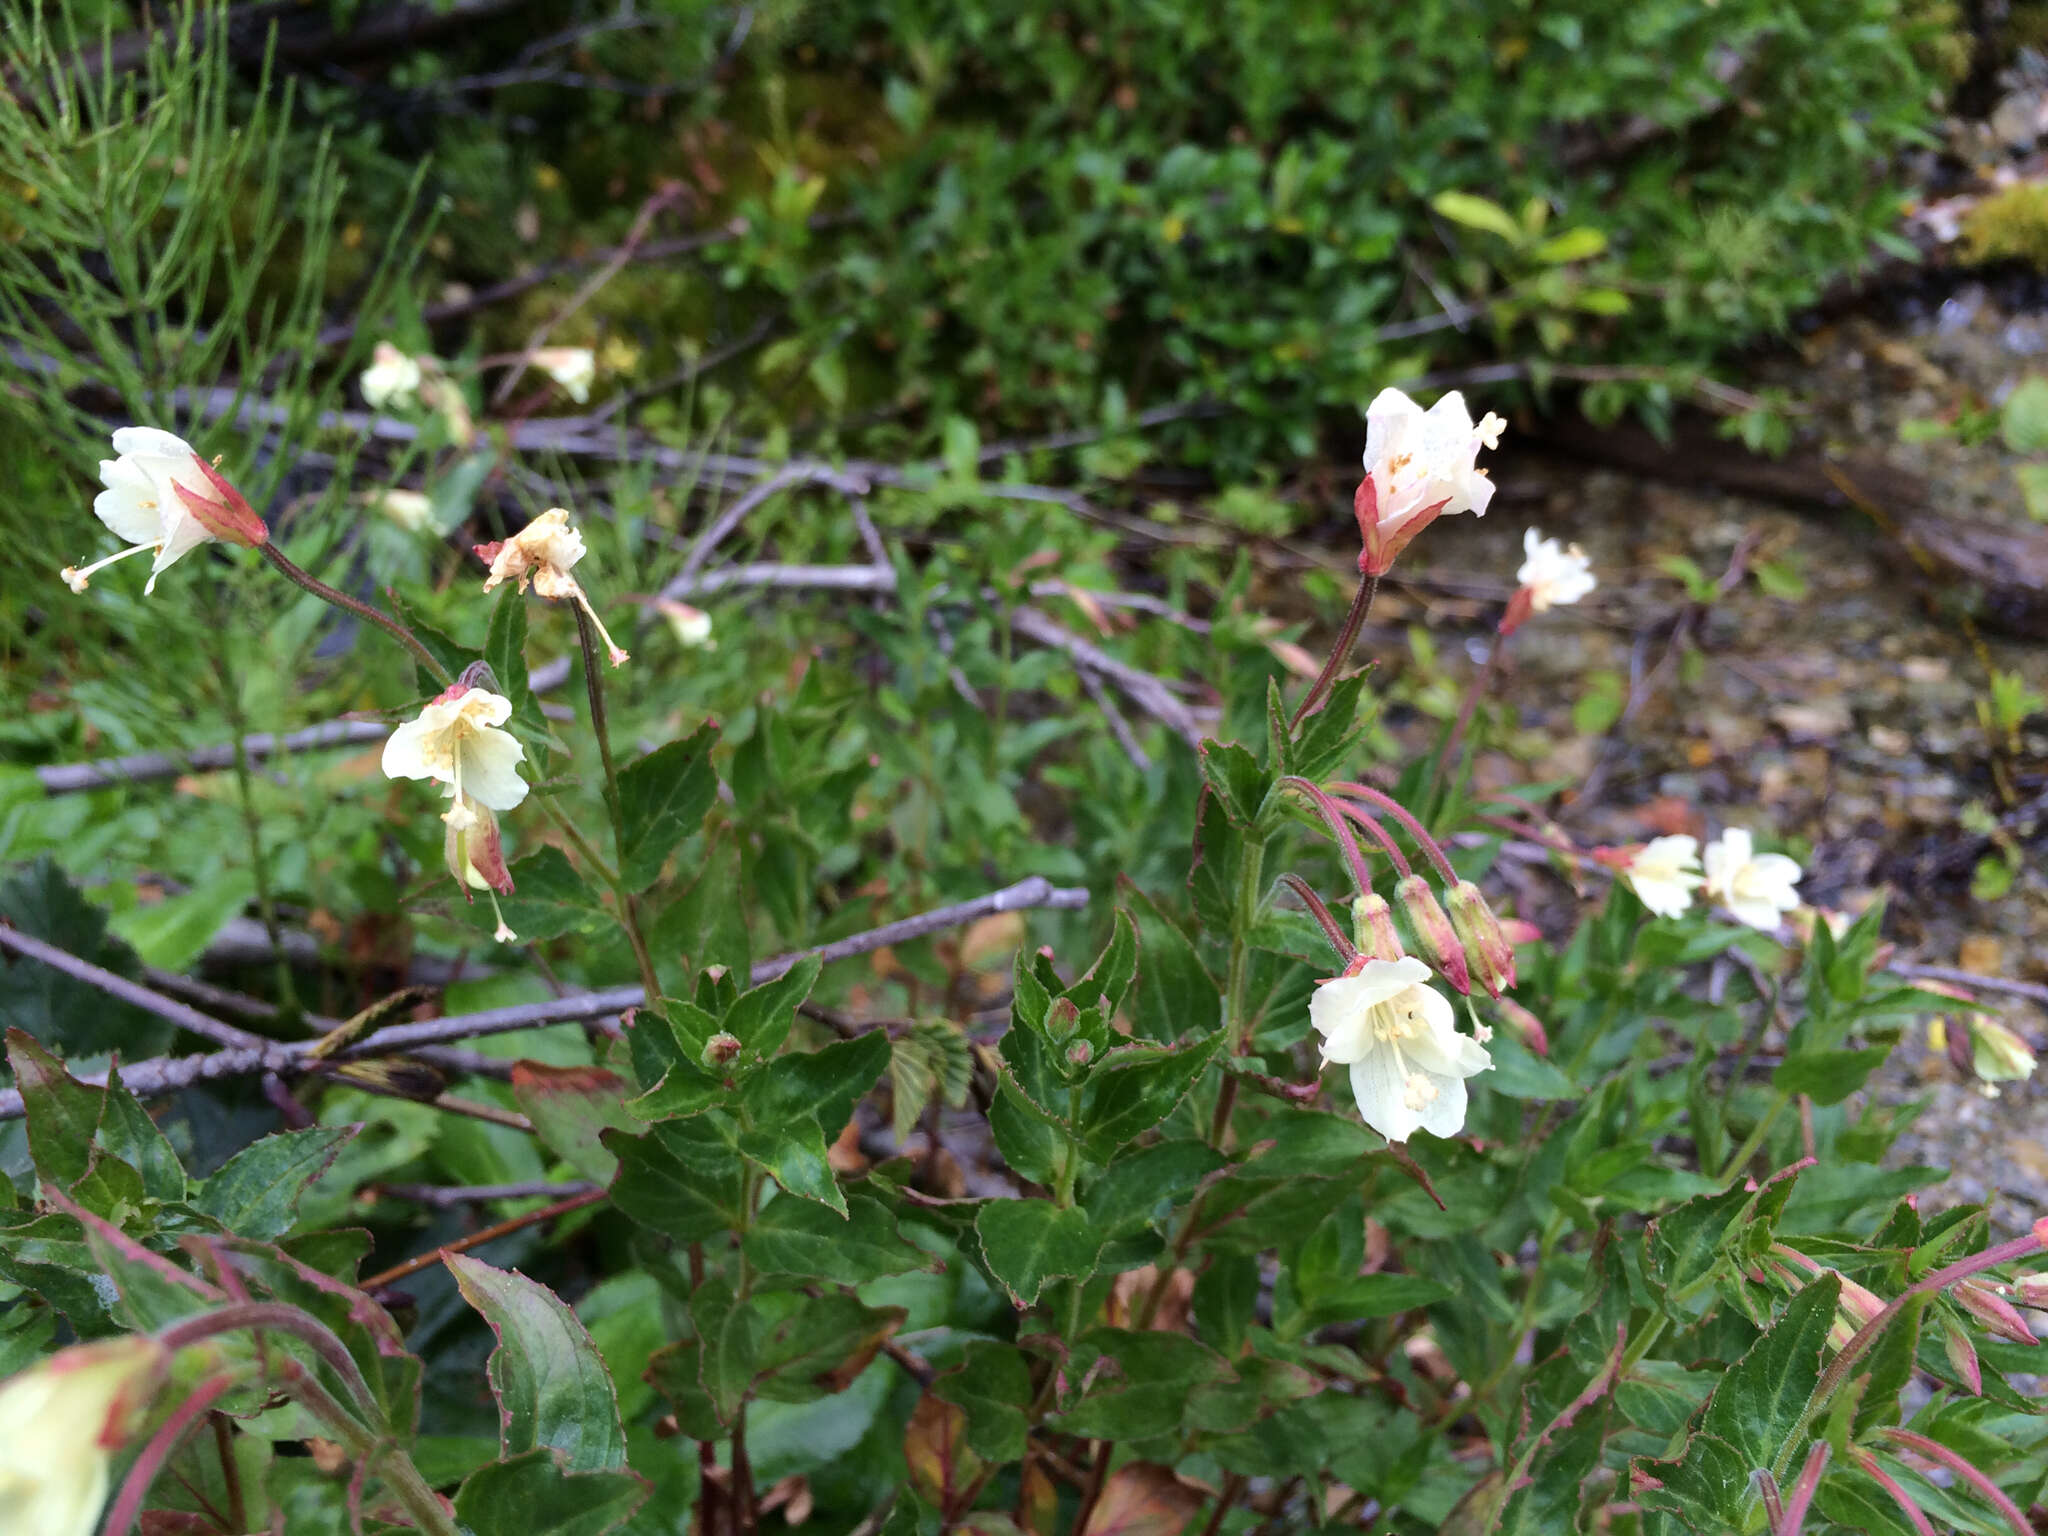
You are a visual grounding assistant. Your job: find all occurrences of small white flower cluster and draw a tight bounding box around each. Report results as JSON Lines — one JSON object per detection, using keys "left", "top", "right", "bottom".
{"left": 361, "top": 342, "right": 596, "bottom": 412}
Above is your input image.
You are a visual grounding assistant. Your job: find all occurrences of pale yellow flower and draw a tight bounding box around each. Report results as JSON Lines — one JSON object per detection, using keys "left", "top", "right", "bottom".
{"left": 1309, "top": 956, "right": 1491, "bottom": 1142}
{"left": 475, "top": 508, "right": 629, "bottom": 666}
{"left": 0, "top": 1337, "right": 165, "bottom": 1536}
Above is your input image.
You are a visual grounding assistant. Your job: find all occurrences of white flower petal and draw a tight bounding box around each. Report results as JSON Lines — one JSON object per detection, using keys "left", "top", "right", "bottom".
{"left": 381, "top": 716, "right": 442, "bottom": 782}
{"left": 108, "top": 426, "right": 196, "bottom": 460}
{"left": 1414, "top": 1072, "right": 1471, "bottom": 1139}
{"left": 459, "top": 725, "right": 529, "bottom": 812}
{"left": 1349, "top": 1051, "right": 1423, "bottom": 1143}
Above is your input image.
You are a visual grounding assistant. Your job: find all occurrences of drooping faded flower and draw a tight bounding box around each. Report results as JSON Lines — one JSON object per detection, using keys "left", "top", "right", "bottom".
{"left": 1309, "top": 955, "right": 1491, "bottom": 1142}
{"left": 384, "top": 681, "right": 527, "bottom": 943}
{"left": 1354, "top": 388, "right": 1505, "bottom": 576}
{"left": 475, "top": 507, "right": 630, "bottom": 667}
{"left": 62, "top": 428, "right": 267, "bottom": 596}
{"left": 360, "top": 342, "right": 425, "bottom": 410}
{"left": 1623, "top": 835, "right": 1705, "bottom": 919}
{"left": 533, "top": 346, "right": 596, "bottom": 404}
{"left": 0, "top": 1336, "right": 166, "bottom": 1536}
{"left": 1702, "top": 827, "right": 1802, "bottom": 931}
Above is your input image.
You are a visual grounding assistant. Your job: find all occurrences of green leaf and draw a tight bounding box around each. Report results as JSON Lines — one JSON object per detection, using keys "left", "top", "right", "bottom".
{"left": 95, "top": 1064, "right": 186, "bottom": 1202}
{"left": 107, "top": 871, "right": 255, "bottom": 973}
{"left": 511, "top": 1063, "right": 643, "bottom": 1184}
{"left": 1646, "top": 1182, "right": 1753, "bottom": 1305}
{"left": 1052, "top": 1329, "right": 1234, "bottom": 1440}
{"left": 692, "top": 1275, "right": 758, "bottom": 1424}
{"left": 1698, "top": 1272, "right": 1838, "bottom": 1473}
{"left": 494, "top": 846, "right": 612, "bottom": 941}
{"left": 1068, "top": 911, "right": 1140, "bottom": 1017}
{"left": 1124, "top": 886, "right": 1221, "bottom": 1043}
{"left": 890, "top": 1021, "right": 975, "bottom": 1142}
{"left": 753, "top": 1292, "right": 906, "bottom": 1402}
{"left": 389, "top": 589, "right": 476, "bottom": 690}
{"left": 195, "top": 1126, "right": 357, "bottom": 1240}
{"left": 453, "top": 1450, "right": 647, "bottom": 1536}
{"left": 932, "top": 1341, "right": 1032, "bottom": 1464}
{"left": 616, "top": 725, "right": 720, "bottom": 892}
{"left": 739, "top": 1117, "right": 845, "bottom": 1214}
{"left": 7, "top": 1028, "right": 104, "bottom": 1187}
{"left": 1496, "top": 1395, "right": 1608, "bottom": 1534}
{"left": 1632, "top": 1430, "right": 1752, "bottom": 1528}
{"left": 1532, "top": 226, "right": 1607, "bottom": 263}
{"left": 1292, "top": 1273, "right": 1452, "bottom": 1332}
{"left": 1431, "top": 190, "right": 1525, "bottom": 244}
{"left": 1198, "top": 740, "right": 1268, "bottom": 827}
{"left": 1771, "top": 1046, "right": 1889, "bottom": 1107}
{"left": 742, "top": 1030, "right": 891, "bottom": 1142}
{"left": 1076, "top": 1037, "right": 1219, "bottom": 1160}
{"left": 2015, "top": 461, "right": 2048, "bottom": 523}
{"left": 1291, "top": 671, "right": 1371, "bottom": 782}
{"left": 448, "top": 1253, "right": 629, "bottom": 1473}
{"left": 745, "top": 1193, "right": 934, "bottom": 1285}
{"left": 2002, "top": 374, "right": 2048, "bottom": 453}
{"left": 724, "top": 954, "right": 822, "bottom": 1060}
{"left": 605, "top": 1119, "right": 747, "bottom": 1242}
{"left": 1083, "top": 1140, "right": 1227, "bottom": 1235}
{"left": 976, "top": 1199, "right": 1106, "bottom": 1306}
{"left": 0, "top": 859, "right": 169, "bottom": 1056}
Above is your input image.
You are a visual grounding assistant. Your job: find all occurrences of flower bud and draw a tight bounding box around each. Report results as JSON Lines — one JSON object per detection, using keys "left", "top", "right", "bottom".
{"left": 1492, "top": 999, "right": 1549, "bottom": 1055}
{"left": 1351, "top": 893, "right": 1405, "bottom": 963}
{"left": 1394, "top": 875, "right": 1469, "bottom": 996}
{"left": 1066, "top": 1040, "right": 1093, "bottom": 1067}
{"left": 1944, "top": 1316, "right": 1982, "bottom": 1395}
{"left": 1045, "top": 998, "right": 1080, "bottom": 1040}
{"left": 1445, "top": 880, "right": 1517, "bottom": 999}
{"left": 177, "top": 455, "right": 269, "bottom": 548}
{"left": 2014, "top": 1271, "right": 2048, "bottom": 1311}
{"left": 1956, "top": 1279, "right": 2037, "bottom": 1345}
{"left": 702, "top": 1032, "right": 742, "bottom": 1069}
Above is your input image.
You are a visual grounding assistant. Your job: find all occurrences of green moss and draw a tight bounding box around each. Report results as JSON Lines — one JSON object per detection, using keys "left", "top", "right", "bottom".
{"left": 1962, "top": 183, "right": 2048, "bottom": 268}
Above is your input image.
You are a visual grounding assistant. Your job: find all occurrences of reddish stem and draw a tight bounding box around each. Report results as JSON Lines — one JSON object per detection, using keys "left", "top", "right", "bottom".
{"left": 1289, "top": 574, "right": 1379, "bottom": 728}
{"left": 1279, "top": 777, "right": 1379, "bottom": 892}
{"left": 1878, "top": 1428, "right": 2031, "bottom": 1536}
{"left": 101, "top": 1374, "right": 236, "bottom": 1534}
{"left": 1277, "top": 873, "right": 1357, "bottom": 964}
{"left": 1326, "top": 795, "right": 1414, "bottom": 878}
{"left": 1326, "top": 781, "right": 1460, "bottom": 884}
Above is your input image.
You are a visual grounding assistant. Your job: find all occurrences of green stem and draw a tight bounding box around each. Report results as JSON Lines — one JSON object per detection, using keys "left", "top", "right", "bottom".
{"left": 258, "top": 541, "right": 449, "bottom": 686}
{"left": 1716, "top": 1090, "right": 1788, "bottom": 1186}
{"left": 206, "top": 621, "right": 299, "bottom": 1018}
{"left": 572, "top": 604, "right": 664, "bottom": 1009}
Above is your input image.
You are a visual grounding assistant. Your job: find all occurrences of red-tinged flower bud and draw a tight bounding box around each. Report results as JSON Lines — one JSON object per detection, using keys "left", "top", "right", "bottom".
{"left": 1351, "top": 893, "right": 1405, "bottom": 963}
{"left": 1497, "top": 584, "right": 1535, "bottom": 637}
{"left": 1492, "top": 998, "right": 1549, "bottom": 1055}
{"left": 1066, "top": 1040, "right": 1093, "bottom": 1067}
{"left": 702, "top": 1032, "right": 742, "bottom": 1068}
{"left": 2016, "top": 1271, "right": 2048, "bottom": 1311}
{"left": 1955, "top": 1279, "right": 2037, "bottom": 1345}
{"left": 1445, "top": 880, "right": 1517, "bottom": 999}
{"left": 1944, "top": 1317, "right": 1982, "bottom": 1395}
{"left": 1045, "top": 998, "right": 1080, "bottom": 1039}
{"left": 1394, "top": 875, "right": 1469, "bottom": 995}
{"left": 180, "top": 454, "right": 268, "bottom": 546}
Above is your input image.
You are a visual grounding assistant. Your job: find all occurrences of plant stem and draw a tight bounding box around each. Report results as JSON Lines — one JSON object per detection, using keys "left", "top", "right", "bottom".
{"left": 1290, "top": 572, "right": 1378, "bottom": 728}
{"left": 1198, "top": 1474, "right": 1248, "bottom": 1536}
{"left": 1716, "top": 1091, "right": 1788, "bottom": 1185}
{"left": 206, "top": 619, "right": 300, "bottom": 1017}
{"left": 357, "top": 1186, "right": 608, "bottom": 1290}
{"left": 572, "top": 603, "right": 664, "bottom": 1008}
{"left": 258, "top": 541, "right": 449, "bottom": 685}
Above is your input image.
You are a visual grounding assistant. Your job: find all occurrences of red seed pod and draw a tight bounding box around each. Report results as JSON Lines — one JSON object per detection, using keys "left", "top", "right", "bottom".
{"left": 1445, "top": 880, "right": 1517, "bottom": 999}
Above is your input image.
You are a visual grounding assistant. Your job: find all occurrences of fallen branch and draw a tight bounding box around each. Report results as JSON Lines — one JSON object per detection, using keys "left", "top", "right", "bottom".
{"left": 372, "top": 1179, "right": 597, "bottom": 1208}
{"left": 0, "top": 875, "right": 1089, "bottom": 1118}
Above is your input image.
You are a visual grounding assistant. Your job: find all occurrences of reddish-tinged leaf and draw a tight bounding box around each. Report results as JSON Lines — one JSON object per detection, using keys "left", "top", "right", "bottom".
{"left": 510, "top": 1062, "right": 642, "bottom": 1183}
{"left": 1079, "top": 1464, "right": 1204, "bottom": 1536}
{"left": 904, "top": 1392, "right": 982, "bottom": 1518}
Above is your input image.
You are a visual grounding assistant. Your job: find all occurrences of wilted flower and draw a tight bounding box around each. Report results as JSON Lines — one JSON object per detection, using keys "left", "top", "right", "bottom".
{"left": 1702, "top": 827, "right": 1802, "bottom": 931}
{"left": 62, "top": 428, "right": 267, "bottom": 596}
{"left": 374, "top": 488, "right": 435, "bottom": 533}
{"left": 657, "top": 599, "right": 716, "bottom": 649}
{"left": 0, "top": 1336, "right": 166, "bottom": 1536}
{"left": 533, "top": 346, "right": 596, "bottom": 404}
{"left": 475, "top": 508, "right": 630, "bottom": 667}
{"left": 1310, "top": 955, "right": 1492, "bottom": 1142}
{"left": 1353, "top": 387, "right": 1505, "bottom": 576}
{"left": 1500, "top": 528, "right": 1595, "bottom": 633}
{"left": 1969, "top": 1016, "right": 2038, "bottom": 1094}
{"left": 360, "top": 342, "right": 425, "bottom": 411}
{"left": 444, "top": 800, "right": 517, "bottom": 943}
{"left": 1622, "top": 835, "right": 1705, "bottom": 919}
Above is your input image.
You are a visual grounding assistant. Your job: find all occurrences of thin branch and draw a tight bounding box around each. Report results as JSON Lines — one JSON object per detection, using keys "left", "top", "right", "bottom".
{"left": 35, "top": 719, "right": 391, "bottom": 795}
{"left": 0, "top": 927, "right": 282, "bottom": 1056}
{"left": 1008, "top": 605, "right": 1209, "bottom": 746}
{"left": 1886, "top": 963, "right": 2048, "bottom": 1006}
{"left": 0, "top": 876, "right": 1089, "bottom": 1118}
{"left": 373, "top": 1180, "right": 597, "bottom": 1208}
{"left": 662, "top": 463, "right": 871, "bottom": 597}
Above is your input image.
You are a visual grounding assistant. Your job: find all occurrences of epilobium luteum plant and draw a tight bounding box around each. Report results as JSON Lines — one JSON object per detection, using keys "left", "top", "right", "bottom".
{"left": 5, "top": 380, "right": 2047, "bottom": 1535}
